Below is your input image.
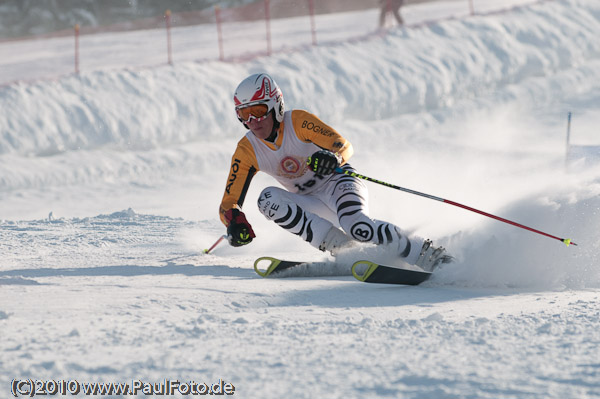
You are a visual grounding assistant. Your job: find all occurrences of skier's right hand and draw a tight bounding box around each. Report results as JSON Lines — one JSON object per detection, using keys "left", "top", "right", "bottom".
{"left": 224, "top": 209, "right": 256, "bottom": 247}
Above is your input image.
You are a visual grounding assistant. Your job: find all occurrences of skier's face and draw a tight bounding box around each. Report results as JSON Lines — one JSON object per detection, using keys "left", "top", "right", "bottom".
{"left": 248, "top": 112, "right": 274, "bottom": 140}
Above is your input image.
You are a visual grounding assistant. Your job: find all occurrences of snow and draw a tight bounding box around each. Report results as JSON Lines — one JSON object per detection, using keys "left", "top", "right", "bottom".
{"left": 2, "top": 0, "right": 600, "bottom": 397}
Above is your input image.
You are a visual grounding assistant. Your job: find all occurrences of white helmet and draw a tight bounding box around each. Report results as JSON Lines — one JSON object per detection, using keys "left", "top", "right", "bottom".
{"left": 233, "top": 73, "right": 285, "bottom": 124}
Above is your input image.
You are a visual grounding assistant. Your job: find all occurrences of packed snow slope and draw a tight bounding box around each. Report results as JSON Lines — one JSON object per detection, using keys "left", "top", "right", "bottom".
{"left": 1, "top": 0, "right": 600, "bottom": 398}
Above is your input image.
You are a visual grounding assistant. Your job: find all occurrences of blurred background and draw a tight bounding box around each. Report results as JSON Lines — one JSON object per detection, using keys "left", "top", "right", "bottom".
{"left": 0, "top": 0, "right": 388, "bottom": 38}
{"left": 0, "top": 0, "right": 528, "bottom": 86}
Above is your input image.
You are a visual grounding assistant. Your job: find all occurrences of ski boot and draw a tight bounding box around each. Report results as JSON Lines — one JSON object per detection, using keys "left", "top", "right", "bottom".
{"left": 319, "top": 227, "right": 355, "bottom": 256}
{"left": 415, "top": 239, "right": 454, "bottom": 272}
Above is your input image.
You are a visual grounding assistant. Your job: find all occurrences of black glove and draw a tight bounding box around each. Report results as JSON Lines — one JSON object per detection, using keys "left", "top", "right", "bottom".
{"left": 307, "top": 150, "right": 341, "bottom": 175}
{"left": 224, "top": 209, "right": 256, "bottom": 247}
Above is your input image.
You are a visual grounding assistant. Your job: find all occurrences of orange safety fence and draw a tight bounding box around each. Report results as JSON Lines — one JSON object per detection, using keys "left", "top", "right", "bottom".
{"left": 0, "top": 0, "right": 550, "bottom": 87}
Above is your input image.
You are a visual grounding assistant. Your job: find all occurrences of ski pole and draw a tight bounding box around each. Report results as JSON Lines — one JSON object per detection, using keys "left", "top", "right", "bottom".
{"left": 335, "top": 167, "right": 577, "bottom": 247}
{"left": 203, "top": 234, "right": 227, "bottom": 254}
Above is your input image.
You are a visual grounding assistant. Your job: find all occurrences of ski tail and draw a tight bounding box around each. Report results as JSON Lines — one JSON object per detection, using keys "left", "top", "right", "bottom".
{"left": 352, "top": 260, "right": 432, "bottom": 285}
{"left": 254, "top": 257, "right": 307, "bottom": 277}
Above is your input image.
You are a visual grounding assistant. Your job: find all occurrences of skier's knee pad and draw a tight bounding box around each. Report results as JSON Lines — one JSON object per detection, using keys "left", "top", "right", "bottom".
{"left": 340, "top": 216, "right": 400, "bottom": 246}
{"left": 257, "top": 187, "right": 292, "bottom": 221}
{"left": 340, "top": 215, "right": 379, "bottom": 242}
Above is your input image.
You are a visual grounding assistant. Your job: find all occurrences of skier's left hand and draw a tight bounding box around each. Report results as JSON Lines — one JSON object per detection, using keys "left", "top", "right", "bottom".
{"left": 307, "top": 150, "right": 341, "bottom": 175}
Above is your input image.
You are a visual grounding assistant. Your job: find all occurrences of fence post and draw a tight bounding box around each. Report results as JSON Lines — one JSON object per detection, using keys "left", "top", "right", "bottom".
{"left": 565, "top": 111, "right": 572, "bottom": 169}
{"left": 165, "top": 9, "right": 173, "bottom": 65}
{"left": 265, "top": 0, "right": 272, "bottom": 56}
{"left": 308, "top": 0, "right": 317, "bottom": 46}
{"left": 468, "top": 0, "right": 475, "bottom": 15}
{"left": 74, "top": 24, "right": 80, "bottom": 74}
{"left": 215, "top": 6, "right": 224, "bottom": 61}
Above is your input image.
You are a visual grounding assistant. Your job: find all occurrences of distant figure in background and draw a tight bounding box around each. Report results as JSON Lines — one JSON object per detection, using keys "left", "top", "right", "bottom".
{"left": 379, "top": 0, "right": 404, "bottom": 28}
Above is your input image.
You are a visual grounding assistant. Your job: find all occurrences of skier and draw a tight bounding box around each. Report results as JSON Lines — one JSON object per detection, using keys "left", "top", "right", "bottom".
{"left": 219, "top": 73, "right": 451, "bottom": 271}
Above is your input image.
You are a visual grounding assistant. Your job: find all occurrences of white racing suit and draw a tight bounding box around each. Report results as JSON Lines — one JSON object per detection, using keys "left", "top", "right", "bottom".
{"left": 219, "top": 109, "right": 424, "bottom": 264}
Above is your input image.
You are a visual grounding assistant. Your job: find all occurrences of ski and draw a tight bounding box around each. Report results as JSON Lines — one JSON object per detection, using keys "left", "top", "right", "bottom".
{"left": 255, "top": 256, "right": 432, "bottom": 285}
{"left": 254, "top": 256, "right": 310, "bottom": 277}
{"left": 351, "top": 260, "right": 431, "bottom": 285}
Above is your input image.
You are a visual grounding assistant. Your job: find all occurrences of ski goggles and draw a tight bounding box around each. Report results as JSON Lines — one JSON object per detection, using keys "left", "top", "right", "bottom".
{"left": 236, "top": 104, "right": 270, "bottom": 123}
